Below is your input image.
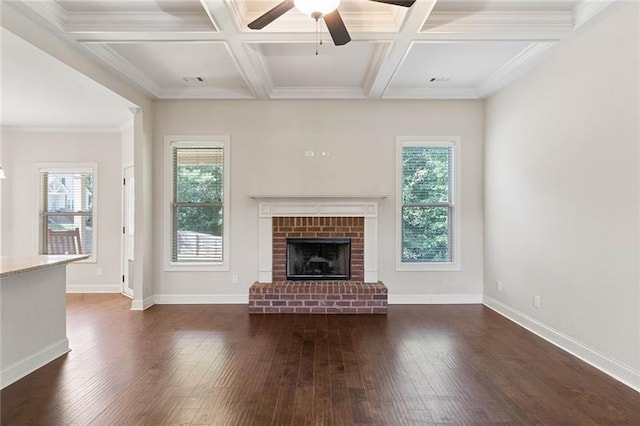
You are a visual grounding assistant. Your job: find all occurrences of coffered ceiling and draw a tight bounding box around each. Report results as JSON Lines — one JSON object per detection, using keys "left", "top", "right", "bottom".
{"left": 6, "top": 0, "right": 615, "bottom": 100}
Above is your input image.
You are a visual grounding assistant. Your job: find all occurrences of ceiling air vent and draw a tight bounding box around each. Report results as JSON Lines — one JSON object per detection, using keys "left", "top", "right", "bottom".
{"left": 182, "top": 76, "right": 205, "bottom": 84}
{"left": 429, "top": 77, "right": 450, "bottom": 83}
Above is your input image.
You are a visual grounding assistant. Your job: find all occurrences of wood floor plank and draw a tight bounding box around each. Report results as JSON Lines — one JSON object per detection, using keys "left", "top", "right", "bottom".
{"left": 2, "top": 296, "right": 640, "bottom": 425}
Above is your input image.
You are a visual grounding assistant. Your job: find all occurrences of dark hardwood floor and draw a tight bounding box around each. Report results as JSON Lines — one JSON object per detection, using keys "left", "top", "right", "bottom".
{"left": 2, "top": 294, "right": 639, "bottom": 425}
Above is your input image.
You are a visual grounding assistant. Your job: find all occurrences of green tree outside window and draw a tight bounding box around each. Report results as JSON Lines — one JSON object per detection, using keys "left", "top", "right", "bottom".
{"left": 402, "top": 146, "right": 453, "bottom": 263}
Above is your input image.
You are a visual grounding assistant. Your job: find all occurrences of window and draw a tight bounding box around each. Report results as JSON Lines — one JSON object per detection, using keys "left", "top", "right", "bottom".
{"left": 40, "top": 166, "right": 96, "bottom": 258}
{"left": 165, "top": 137, "right": 230, "bottom": 270}
{"left": 396, "top": 137, "right": 460, "bottom": 271}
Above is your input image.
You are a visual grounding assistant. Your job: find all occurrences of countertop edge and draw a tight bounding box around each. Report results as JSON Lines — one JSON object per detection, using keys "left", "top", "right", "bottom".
{"left": 0, "top": 255, "right": 90, "bottom": 278}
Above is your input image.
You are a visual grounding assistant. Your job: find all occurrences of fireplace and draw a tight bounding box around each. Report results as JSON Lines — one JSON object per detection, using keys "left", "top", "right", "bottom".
{"left": 249, "top": 196, "right": 388, "bottom": 314}
{"left": 287, "top": 238, "right": 351, "bottom": 280}
{"left": 251, "top": 195, "right": 385, "bottom": 283}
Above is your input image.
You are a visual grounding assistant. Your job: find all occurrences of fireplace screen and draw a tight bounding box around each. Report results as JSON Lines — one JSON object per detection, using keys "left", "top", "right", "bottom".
{"left": 286, "top": 238, "right": 351, "bottom": 280}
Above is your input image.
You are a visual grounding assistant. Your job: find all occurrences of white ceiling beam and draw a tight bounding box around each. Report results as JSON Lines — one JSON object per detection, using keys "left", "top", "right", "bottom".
{"left": 422, "top": 11, "right": 574, "bottom": 33}
{"left": 366, "top": 0, "right": 438, "bottom": 99}
{"left": 200, "top": 0, "right": 270, "bottom": 99}
{"left": 71, "top": 29, "right": 571, "bottom": 45}
{"left": 64, "top": 12, "right": 217, "bottom": 33}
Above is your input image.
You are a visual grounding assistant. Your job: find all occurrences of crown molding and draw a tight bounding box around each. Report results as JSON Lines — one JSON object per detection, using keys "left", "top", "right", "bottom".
{"left": 157, "top": 87, "right": 255, "bottom": 99}
{"left": 81, "top": 43, "right": 160, "bottom": 98}
{"left": 478, "top": 41, "right": 556, "bottom": 98}
{"left": 269, "top": 87, "right": 367, "bottom": 100}
{"left": 73, "top": 33, "right": 224, "bottom": 43}
{"left": 1, "top": 126, "right": 121, "bottom": 133}
{"left": 422, "top": 11, "right": 574, "bottom": 34}
{"left": 381, "top": 87, "right": 479, "bottom": 100}
{"left": 64, "top": 12, "right": 217, "bottom": 33}
{"left": 9, "top": 0, "right": 67, "bottom": 31}
{"left": 572, "top": 0, "right": 616, "bottom": 30}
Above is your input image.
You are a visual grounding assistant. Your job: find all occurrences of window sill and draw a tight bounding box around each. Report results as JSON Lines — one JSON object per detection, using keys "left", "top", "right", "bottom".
{"left": 164, "top": 262, "right": 229, "bottom": 272}
{"left": 396, "top": 261, "right": 461, "bottom": 272}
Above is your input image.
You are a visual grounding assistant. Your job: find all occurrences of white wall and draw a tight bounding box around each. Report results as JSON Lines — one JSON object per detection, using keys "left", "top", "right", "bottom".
{"left": 121, "top": 119, "right": 134, "bottom": 166}
{"left": 2, "top": 4, "right": 156, "bottom": 306}
{"left": 0, "top": 137, "right": 3, "bottom": 256}
{"left": 154, "top": 100, "right": 484, "bottom": 301}
{"left": 2, "top": 129, "right": 123, "bottom": 292}
{"left": 484, "top": 2, "right": 639, "bottom": 389}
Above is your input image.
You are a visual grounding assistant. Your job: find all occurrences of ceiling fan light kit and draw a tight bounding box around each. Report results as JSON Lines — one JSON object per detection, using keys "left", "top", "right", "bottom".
{"left": 294, "top": 0, "right": 340, "bottom": 17}
{"left": 248, "top": 0, "right": 416, "bottom": 50}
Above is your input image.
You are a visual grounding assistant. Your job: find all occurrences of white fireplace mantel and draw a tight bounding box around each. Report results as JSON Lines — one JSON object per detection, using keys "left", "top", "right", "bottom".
{"left": 251, "top": 195, "right": 387, "bottom": 283}
{"left": 251, "top": 195, "right": 387, "bottom": 219}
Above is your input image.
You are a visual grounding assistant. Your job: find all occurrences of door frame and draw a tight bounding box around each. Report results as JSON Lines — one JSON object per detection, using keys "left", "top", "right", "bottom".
{"left": 121, "top": 163, "right": 134, "bottom": 298}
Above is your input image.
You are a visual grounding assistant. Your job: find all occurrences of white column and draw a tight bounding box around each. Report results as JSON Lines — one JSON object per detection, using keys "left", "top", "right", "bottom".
{"left": 258, "top": 217, "right": 272, "bottom": 283}
{"left": 364, "top": 217, "right": 378, "bottom": 283}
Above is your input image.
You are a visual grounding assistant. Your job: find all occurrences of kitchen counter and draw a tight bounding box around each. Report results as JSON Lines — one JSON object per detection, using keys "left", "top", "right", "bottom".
{"left": 1, "top": 255, "right": 88, "bottom": 389}
{"left": 0, "top": 255, "right": 89, "bottom": 277}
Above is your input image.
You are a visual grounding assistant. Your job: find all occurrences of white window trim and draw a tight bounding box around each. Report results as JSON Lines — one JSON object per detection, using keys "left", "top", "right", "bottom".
{"left": 395, "top": 136, "right": 462, "bottom": 272}
{"left": 163, "top": 135, "right": 230, "bottom": 272}
{"left": 35, "top": 162, "right": 98, "bottom": 263}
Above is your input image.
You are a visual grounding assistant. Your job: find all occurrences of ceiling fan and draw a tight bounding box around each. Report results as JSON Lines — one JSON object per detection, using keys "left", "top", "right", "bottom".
{"left": 248, "top": 0, "right": 417, "bottom": 46}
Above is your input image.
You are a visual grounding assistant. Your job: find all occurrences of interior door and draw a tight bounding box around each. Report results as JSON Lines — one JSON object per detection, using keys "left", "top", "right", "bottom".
{"left": 122, "top": 166, "right": 134, "bottom": 297}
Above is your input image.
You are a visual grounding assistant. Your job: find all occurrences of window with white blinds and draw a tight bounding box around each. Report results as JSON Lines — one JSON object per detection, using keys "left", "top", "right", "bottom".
{"left": 397, "top": 138, "right": 460, "bottom": 270}
{"left": 171, "top": 144, "right": 225, "bottom": 263}
{"left": 40, "top": 168, "right": 95, "bottom": 256}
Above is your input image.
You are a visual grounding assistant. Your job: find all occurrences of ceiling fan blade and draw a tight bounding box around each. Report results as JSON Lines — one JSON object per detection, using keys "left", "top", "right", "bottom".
{"left": 248, "top": 0, "right": 295, "bottom": 30}
{"left": 367, "top": 0, "right": 416, "bottom": 6}
{"left": 323, "top": 10, "right": 351, "bottom": 46}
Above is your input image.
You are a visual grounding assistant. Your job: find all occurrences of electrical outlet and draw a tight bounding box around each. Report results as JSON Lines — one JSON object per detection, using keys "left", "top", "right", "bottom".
{"left": 232, "top": 274, "right": 239, "bottom": 284}
{"left": 533, "top": 295, "right": 541, "bottom": 309}
{"left": 96, "top": 267, "right": 103, "bottom": 276}
{"left": 497, "top": 280, "right": 503, "bottom": 292}
{"left": 304, "top": 150, "right": 315, "bottom": 157}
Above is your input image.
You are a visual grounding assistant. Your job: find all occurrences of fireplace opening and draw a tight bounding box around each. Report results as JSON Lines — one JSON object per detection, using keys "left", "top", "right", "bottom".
{"left": 286, "top": 238, "right": 351, "bottom": 281}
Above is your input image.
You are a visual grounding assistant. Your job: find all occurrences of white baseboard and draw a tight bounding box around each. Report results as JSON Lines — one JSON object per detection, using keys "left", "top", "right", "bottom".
{"left": 389, "top": 293, "right": 483, "bottom": 304}
{"left": 130, "top": 295, "right": 155, "bottom": 311}
{"left": 154, "top": 294, "right": 248, "bottom": 304}
{"left": 483, "top": 296, "right": 640, "bottom": 393}
{"left": 1, "top": 338, "right": 69, "bottom": 389}
{"left": 66, "top": 284, "right": 121, "bottom": 293}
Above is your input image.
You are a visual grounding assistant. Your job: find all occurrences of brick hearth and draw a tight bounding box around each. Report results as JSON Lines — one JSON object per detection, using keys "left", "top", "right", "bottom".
{"left": 249, "top": 281, "right": 388, "bottom": 314}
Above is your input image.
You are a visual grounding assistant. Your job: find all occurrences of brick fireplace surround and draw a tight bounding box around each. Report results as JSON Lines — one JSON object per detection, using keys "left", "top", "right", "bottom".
{"left": 272, "top": 216, "right": 364, "bottom": 281}
{"left": 248, "top": 196, "right": 388, "bottom": 314}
